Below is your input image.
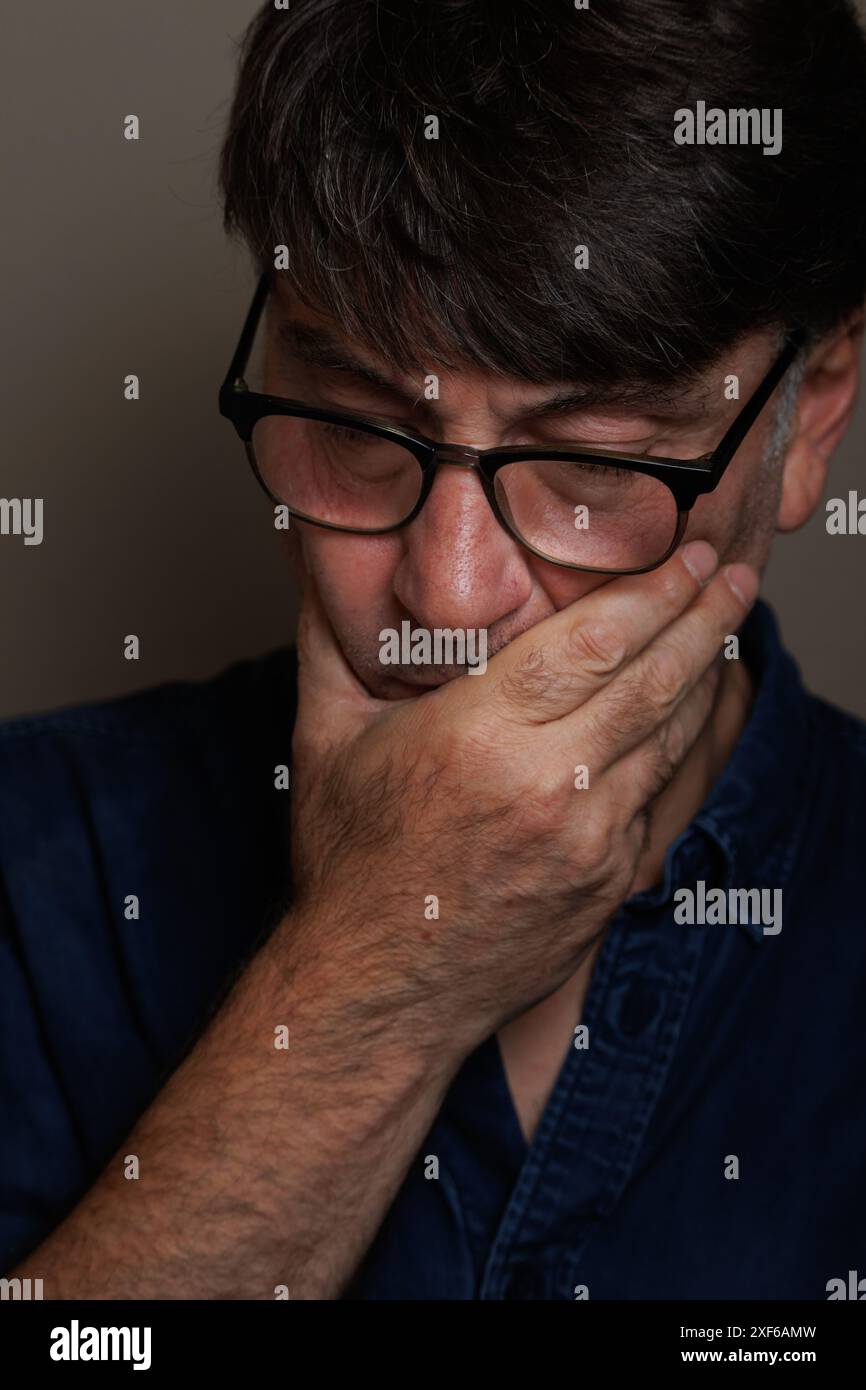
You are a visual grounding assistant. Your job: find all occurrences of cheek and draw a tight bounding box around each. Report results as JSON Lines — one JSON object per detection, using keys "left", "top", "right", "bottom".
{"left": 301, "top": 528, "right": 402, "bottom": 621}
{"left": 280, "top": 529, "right": 306, "bottom": 583}
{"left": 528, "top": 557, "right": 614, "bottom": 611}
{"left": 686, "top": 440, "right": 767, "bottom": 553}
{"left": 687, "top": 492, "right": 733, "bottom": 547}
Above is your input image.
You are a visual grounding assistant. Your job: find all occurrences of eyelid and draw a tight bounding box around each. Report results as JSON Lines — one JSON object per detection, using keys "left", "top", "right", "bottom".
{"left": 511, "top": 431, "right": 659, "bottom": 453}
{"left": 325, "top": 393, "right": 419, "bottom": 422}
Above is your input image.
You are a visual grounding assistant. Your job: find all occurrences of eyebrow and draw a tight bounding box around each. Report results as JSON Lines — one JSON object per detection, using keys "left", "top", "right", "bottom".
{"left": 275, "top": 321, "right": 419, "bottom": 401}
{"left": 272, "top": 318, "right": 710, "bottom": 423}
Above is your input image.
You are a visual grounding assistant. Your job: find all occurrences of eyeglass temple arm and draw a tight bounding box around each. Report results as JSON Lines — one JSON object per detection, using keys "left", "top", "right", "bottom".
{"left": 707, "top": 329, "right": 807, "bottom": 486}
{"left": 222, "top": 272, "right": 271, "bottom": 389}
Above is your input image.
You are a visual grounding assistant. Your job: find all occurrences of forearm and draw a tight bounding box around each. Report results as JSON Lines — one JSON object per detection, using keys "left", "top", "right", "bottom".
{"left": 12, "top": 908, "right": 462, "bottom": 1300}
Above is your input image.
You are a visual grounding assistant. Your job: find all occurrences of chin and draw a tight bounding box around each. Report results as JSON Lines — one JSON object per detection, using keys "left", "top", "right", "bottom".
{"left": 386, "top": 677, "right": 441, "bottom": 700}
{"left": 355, "top": 665, "right": 446, "bottom": 700}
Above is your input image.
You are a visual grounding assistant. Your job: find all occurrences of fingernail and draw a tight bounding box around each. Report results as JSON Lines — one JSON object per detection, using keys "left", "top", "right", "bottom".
{"left": 681, "top": 539, "right": 718, "bottom": 584}
{"left": 723, "top": 563, "right": 759, "bottom": 607}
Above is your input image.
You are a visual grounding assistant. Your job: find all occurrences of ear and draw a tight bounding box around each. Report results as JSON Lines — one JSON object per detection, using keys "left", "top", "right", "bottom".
{"left": 777, "top": 312, "right": 865, "bottom": 534}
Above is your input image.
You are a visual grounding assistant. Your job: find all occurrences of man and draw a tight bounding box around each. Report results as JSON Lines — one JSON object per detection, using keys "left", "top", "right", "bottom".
{"left": 2, "top": 0, "right": 866, "bottom": 1300}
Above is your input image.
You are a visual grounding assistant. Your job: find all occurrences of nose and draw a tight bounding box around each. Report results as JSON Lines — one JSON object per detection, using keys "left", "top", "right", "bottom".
{"left": 391, "top": 455, "right": 533, "bottom": 633}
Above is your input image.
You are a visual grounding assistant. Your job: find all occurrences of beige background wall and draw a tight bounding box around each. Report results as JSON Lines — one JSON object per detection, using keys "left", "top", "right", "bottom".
{"left": 1, "top": 1, "right": 865, "bottom": 720}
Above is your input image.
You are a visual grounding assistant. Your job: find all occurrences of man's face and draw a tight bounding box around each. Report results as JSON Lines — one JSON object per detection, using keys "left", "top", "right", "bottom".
{"left": 264, "top": 282, "right": 787, "bottom": 699}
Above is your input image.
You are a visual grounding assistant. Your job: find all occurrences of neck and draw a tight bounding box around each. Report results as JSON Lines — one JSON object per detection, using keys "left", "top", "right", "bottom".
{"left": 629, "top": 654, "right": 755, "bottom": 896}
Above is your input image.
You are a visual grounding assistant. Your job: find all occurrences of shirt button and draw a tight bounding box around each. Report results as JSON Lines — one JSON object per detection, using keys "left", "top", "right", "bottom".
{"left": 618, "top": 983, "right": 660, "bottom": 1036}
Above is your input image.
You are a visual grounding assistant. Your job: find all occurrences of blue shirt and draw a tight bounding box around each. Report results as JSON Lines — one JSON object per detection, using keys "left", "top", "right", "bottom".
{"left": 1, "top": 600, "right": 865, "bottom": 1299}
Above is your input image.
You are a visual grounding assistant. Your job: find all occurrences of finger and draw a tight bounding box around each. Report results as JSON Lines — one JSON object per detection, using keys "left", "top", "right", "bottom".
{"left": 294, "top": 574, "right": 382, "bottom": 747}
{"left": 607, "top": 658, "right": 723, "bottom": 820}
{"left": 485, "top": 539, "right": 720, "bottom": 724}
{"left": 557, "top": 562, "right": 757, "bottom": 773}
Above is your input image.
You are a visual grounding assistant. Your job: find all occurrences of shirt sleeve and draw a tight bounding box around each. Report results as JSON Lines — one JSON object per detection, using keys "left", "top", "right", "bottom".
{"left": 0, "top": 650, "right": 297, "bottom": 1273}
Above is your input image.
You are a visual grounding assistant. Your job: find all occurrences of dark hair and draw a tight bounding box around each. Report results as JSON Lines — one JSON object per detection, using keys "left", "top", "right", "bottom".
{"left": 219, "top": 0, "right": 866, "bottom": 389}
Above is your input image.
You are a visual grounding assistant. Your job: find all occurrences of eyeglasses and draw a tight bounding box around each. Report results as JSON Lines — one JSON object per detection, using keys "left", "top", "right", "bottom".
{"left": 219, "top": 274, "right": 806, "bottom": 574}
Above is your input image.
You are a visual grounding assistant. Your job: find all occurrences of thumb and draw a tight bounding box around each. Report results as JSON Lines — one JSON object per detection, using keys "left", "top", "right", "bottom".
{"left": 294, "top": 575, "right": 381, "bottom": 749}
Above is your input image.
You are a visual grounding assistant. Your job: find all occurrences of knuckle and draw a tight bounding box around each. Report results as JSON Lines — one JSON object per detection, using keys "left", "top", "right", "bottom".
{"left": 573, "top": 818, "right": 612, "bottom": 875}
{"left": 584, "top": 681, "right": 644, "bottom": 751}
{"left": 535, "top": 760, "right": 573, "bottom": 806}
{"left": 638, "top": 642, "right": 687, "bottom": 714}
{"left": 710, "top": 575, "right": 748, "bottom": 630}
{"left": 498, "top": 646, "right": 551, "bottom": 708}
{"left": 657, "top": 708, "right": 690, "bottom": 770}
{"left": 520, "top": 779, "right": 566, "bottom": 831}
{"left": 641, "top": 730, "right": 680, "bottom": 799}
{"left": 634, "top": 760, "right": 667, "bottom": 808}
{"left": 656, "top": 562, "right": 693, "bottom": 609}
{"left": 568, "top": 619, "right": 628, "bottom": 677}
{"left": 499, "top": 647, "right": 584, "bottom": 714}
{"left": 650, "top": 745, "right": 678, "bottom": 797}
{"left": 624, "top": 805, "right": 653, "bottom": 855}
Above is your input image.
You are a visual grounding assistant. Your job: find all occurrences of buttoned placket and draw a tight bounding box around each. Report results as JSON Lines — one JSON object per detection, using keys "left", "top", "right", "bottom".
{"left": 478, "top": 828, "right": 729, "bottom": 1301}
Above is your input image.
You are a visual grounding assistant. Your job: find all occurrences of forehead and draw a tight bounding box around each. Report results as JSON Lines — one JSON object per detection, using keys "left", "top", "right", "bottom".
{"left": 268, "top": 275, "right": 461, "bottom": 378}
{"left": 264, "top": 275, "right": 777, "bottom": 423}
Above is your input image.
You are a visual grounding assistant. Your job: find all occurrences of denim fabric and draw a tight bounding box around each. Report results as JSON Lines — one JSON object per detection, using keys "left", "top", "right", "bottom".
{"left": 2, "top": 601, "right": 864, "bottom": 1299}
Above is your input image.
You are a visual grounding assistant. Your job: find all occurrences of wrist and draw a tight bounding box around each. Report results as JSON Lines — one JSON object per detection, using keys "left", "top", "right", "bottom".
{"left": 269, "top": 904, "right": 471, "bottom": 1091}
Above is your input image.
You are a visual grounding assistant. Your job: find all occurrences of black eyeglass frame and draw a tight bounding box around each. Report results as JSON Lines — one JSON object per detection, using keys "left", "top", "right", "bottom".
{"left": 219, "top": 273, "right": 806, "bottom": 575}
